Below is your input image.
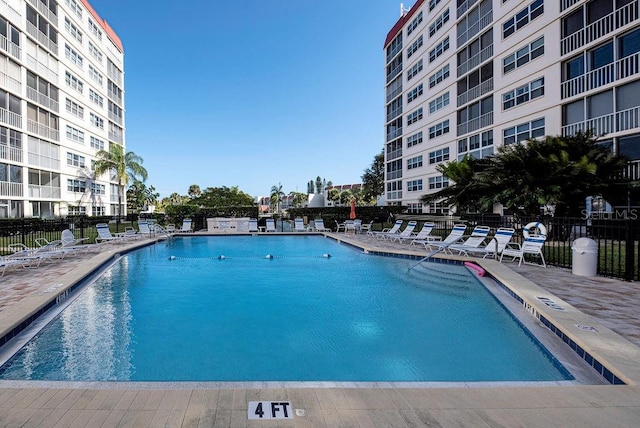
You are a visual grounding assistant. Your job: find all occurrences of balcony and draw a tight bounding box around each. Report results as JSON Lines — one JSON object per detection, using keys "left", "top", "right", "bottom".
{"left": 386, "top": 64, "right": 403, "bottom": 84}
{"left": 457, "top": 9, "right": 492, "bottom": 48}
{"left": 26, "top": 53, "right": 58, "bottom": 83}
{"left": 27, "top": 119, "right": 59, "bottom": 141}
{"left": 457, "top": 0, "right": 479, "bottom": 19}
{"left": 386, "top": 190, "right": 403, "bottom": 200}
{"left": 0, "top": 33, "right": 21, "bottom": 60}
{"left": 457, "top": 78, "right": 493, "bottom": 106}
{"left": 386, "top": 84, "right": 403, "bottom": 103}
{"left": 386, "top": 127, "right": 403, "bottom": 142}
{"left": 107, "top": 69, "right": 123, "bottom": 87}
{"left": 27, "top": 152, "right": 59, "bottom": 169}
{"left": 387, "top": 148, "right": 402, "bottom": 161}
{"left": 457, "top": 111, "right": 493, "bottom": 136}
{"left": 0, "top": 70, "right": 21, "bottom": 94}
{"left": 1, "top": 0, "right": 21, "bottom": 23}
{"left": 457, "top": 44, "right": 492, "bottom": 77}
{"left": 561, "top": 0, "right": 581, "bottom": 12}
{"left": 26, "top": 21, "right": 58, "bottom": 55}
{"left": 26, "top": 87, "right": 59, "bottom": 112}
{"left": 623, "top": 160, "right": 640, "bottom": 181}
{"left": 29, "top": 184, "right": 61, "bottom": 199}
{"left": 0, "top": 181, "right": 23, "bottom": 197}
{"left": 0, "top": 108, "right": 22, "bottom": 128}
{"left": 561, "top": 1, "right": 638, "bottom": 55}
{"left": 562, "top": 106, "right": 640, "bottom": 137}
{"left": 108, "top": 90, "right": 123, "bottom": 106}
{"left": 562, "top": 52, "right": 640, "bottom": 99}
{"left": 386, "top": 106, "right": 403, "bottom": 123}
{"left": 0, "top": 144, "right": 22, "bottom": 163}
{"left": 27, "top": 0, "right": 58, "bottom": 26}
{"left": 109, "top": 131, "right": 123, "bottom": 144}
{"left": 108, "top": 110, "right": 123, "bottom": 125}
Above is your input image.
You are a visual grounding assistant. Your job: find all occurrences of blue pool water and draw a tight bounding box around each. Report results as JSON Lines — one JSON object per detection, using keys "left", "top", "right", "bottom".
{"left": 0, "top": 236, "right": 572, "bottom": 382}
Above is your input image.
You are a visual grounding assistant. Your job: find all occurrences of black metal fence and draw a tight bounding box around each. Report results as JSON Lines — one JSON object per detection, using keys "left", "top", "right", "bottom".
{"left": 1, "top": 214, "right": 638, "bottom": 281}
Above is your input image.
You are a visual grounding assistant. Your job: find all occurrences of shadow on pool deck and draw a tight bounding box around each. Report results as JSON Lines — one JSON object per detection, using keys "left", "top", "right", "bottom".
{"left": 0, "top": 234, "right": 640, "bottom": 427}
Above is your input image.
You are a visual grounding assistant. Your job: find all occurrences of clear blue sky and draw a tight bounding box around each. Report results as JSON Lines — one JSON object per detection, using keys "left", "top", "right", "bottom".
{"left": 89, "top": 0, "right": 402, "bottom": 198}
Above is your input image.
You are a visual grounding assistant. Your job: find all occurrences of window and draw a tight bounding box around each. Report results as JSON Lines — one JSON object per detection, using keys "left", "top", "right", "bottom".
{"left": 406, "top": 203, "right": 423, "bottom": 214}
{"left": 429, "top": 37, "right": 449, "bottom": 63}
{"left": 65, "top": 98, "right": 84, "bottom": 118}
{"left": 407, "top": 155, "right": 423, "bottom": 169}
{"left": 89, "top": 89, "right": 103, "bottom": 107}
{"left": 88, "top": 64, "right": 103, "bottom": 85}
{"left": 429, "top": 120, "right": 450, "bottom": 138}
{"left": 503, "top": 118, "right": 545, "bottom": 144}
{"left": 26, "top": 71, "right": 59, "bottom": 103}
{"left": 88, "top": 19, "right": 102, "bottom": 40}
{"left": 88, "top": 42, "right": 103, "bottom": 63}
{"left": 92, "top": 206, "right": 105, "bottom": 216}
{"left": 503, "top": 0, "right": 544, "bottom": 39}
{"left": 407, "top": 35, "right": 423, "bottom": 59}
{"left": 90, "top": 136, "right": 105, "bottom": 150}
{"left": 407, "top": 108, "right": 423, "bottom": 125}
{"left": 65, "top": 0, "right": 83, "bottom": 18}
{"left": 619, "top": 27, "right": 640, "bottom": 59}
{"left": 457, "top": 63, "right": 493, "bottom": 103}
{"left": 429, "top": 0, "right": 441, "bottom": 11}
{"left": 67, "top": 179, "right": 86, "bottom": 193}
{"left": 90, "top": 183, "right": 105, "bottom": 195}
{"left": 68, "top": 206, "right": 86, "bottom": 215}
{"left": 407, "top": 59, "right": 423, "bottom": 81}
{"left": 65, "top": 71, "right": 83, "bottom": 93}
{"left": 429, "top": 9, "right": 449, "bottom": 37}
{"left": 407, "top": 11, "right": 423, "bottom": 36}
{"left": 429, "top": 92, "right": 450, "bottom": 113}
{"left": 428, "top": 176, "right": 448, "bottom": 189}
{"left": 503, "top": 77, "right": 544, "bottom": 110}
{"left": 67, "top": 152, "right": 85, "bottom": 167}
{"left": 503, "top": 36, "right": 544, "bottom": 74}
{"left": 407, "top": 179, "right": 423, "bottom": 191}
{"left": 66, "top": 125, "right": 84, "bottom": 143}
{"left": 429, "top": 147, "right": 450, "bottom": 164}
{"left": 429, "top": 64, "right": 450, "bottom": 88}
{"left": 407, "top": 132, "right": 423, "bottom": 148}
{"left": 64, "top": 17, "right": 83, "bottom": 43}
{"left": 407, "top": 84, "right": 424, "bottom": 103}
{"left": 65, "top": 44, "right": 83, "bottom": 68}
{"left": 458, "top": 130, "right": 493, "bottom": 159}
{"left": 90, "top": 112, "right": 104, "bottom": 129}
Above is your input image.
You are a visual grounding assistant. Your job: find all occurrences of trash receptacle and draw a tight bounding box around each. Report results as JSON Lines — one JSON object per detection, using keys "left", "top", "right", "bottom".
{"left": 572, "top": 237, "right": 598, "bottom": 277}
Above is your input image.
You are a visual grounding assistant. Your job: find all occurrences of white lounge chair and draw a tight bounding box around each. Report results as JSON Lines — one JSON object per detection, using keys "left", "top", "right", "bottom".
{"left": 344, "top": 220, "right": 357, "bottom": 234}
{"left": 388, "top": 220, "right": 418, "bottom": 242}
{"left": 1, "top": 256, "right": 38, "bottom": 276}
{"left": 359, "top": 221, "right": 373, "bottom": 234}
{"left": 370, "top": 220, "right": 404, "bottom": 239}
{"left": 179, "top": 218, "right": 194, "bottom": 233}
{"left": 458, "top": 227, "right": 516, "bottom": 259}
{"left": 294, "top": 218, "right": 306, "bottom": 232}
{"left": 95, "top": 223, "right": 128, "bottom": 244}
{"left": 447, "top": 225, "right": 492, "bottom": 254}
{"left": 500, "top": 234, "right": 547, "bottom": 267}
{"left": 401, "top": 222, "right": 440, "bottom": 245}
{"left": 265, "top": 218, "right": 277, "bottom": 232}
{"left": 416, "top": 224, "right": 468, "bottom": 251}
{"left": 60, "top": 229, "right": 100, "bottom": 252}
{"left": 314, "top": 219, "right": 331, "bottom": 232}
{"left": 248, "top": 218, "right": 259, "bottom": 233}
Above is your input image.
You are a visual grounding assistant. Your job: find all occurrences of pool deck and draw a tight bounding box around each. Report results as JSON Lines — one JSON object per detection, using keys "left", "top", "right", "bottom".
{"left": 1, "top": 232, "right": 640, "bottom": 427}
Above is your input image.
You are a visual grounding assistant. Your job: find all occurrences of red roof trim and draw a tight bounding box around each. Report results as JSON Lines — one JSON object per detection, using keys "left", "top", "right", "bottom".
{"left": 80, "top": 0, "right": 124, "bottom": 53}
{"left": 383, "top": 0, "right": 425, "bottom": 49}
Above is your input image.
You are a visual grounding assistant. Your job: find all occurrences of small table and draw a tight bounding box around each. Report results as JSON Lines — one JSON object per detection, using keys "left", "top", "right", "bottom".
{"left": 259, "top": 226, "right": 266, "bottom": 232}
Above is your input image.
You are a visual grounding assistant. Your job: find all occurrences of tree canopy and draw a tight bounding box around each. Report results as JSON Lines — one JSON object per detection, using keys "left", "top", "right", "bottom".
{"left": 361, "top": 150, "right": 385, "bottom": 203}
{"left": 421, "top": 132, "right": 631, "bottom": 217}
{"left": 190, "top": 186, "right": 254, "bottom": 207}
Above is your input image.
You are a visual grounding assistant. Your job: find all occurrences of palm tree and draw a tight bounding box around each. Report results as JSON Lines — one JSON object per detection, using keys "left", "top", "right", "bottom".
{"left": 270, "top": 183, "right": 284, "bottom": 214}
{"left": 93, "top": 144, "right": 148, "bottom": 219}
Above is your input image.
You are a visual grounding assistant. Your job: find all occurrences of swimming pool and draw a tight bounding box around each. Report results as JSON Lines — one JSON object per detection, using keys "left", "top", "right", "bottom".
{"left": 0, "top": 236, "right": 572, "bottom": 382}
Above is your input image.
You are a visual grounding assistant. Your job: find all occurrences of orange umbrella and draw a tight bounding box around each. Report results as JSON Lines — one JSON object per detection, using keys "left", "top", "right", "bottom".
{"left": 349, "top": 199, "right": 356, "bottom": 219}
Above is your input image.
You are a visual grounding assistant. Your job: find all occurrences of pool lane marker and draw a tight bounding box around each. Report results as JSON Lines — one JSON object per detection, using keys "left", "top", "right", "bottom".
{"left": 167, "top": 254, "right": 332, "bottom": 260}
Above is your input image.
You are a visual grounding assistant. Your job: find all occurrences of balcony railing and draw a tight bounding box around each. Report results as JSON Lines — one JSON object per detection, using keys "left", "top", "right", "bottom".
{"left": 562, "top": 106, "right": 640, "bottom": 137}
{"left": 386, "top": 190, "right": 403, "bottom": 200}
{"left": 26, "top": 21, "right": 58, "bottom": 54}
{"left": 107, "top": 69, "right": 123, "bottom": 87}
{"left": 457, "top": 0, "right": 479, "bottom": 19}
{"left": 107, "top": 90, "right": 123, "bottom": 106}
{"left": 0, "top": 108, "right": 22, "bottom": 128}
{"left": 457, "top": 111, "right": 493, "bottom": 136}
{"left": 1, "top": 0, "right": 22, "bottom": 23}
{"left": 387, "top": 170, "right": 403, "bottom": 180}
{"left": 386, "top": 43, "right": 403, "bottom": 65}
{"left": 27, "top": 119, "right": 59, "bottom": 141}
{"left": 0, "top": 33, "right": 22, "bottom": 60}
{"left": 561, "top": 1, "right": 638, "bottom": 55}
{"left": 27, "top": 0, "right": 58, "bottom": 26}
{"left": 457, "top": 44, "right": 492, "bottom": 77}
{"left": 457, "top": 78, "right": 493, "bottom": 106}
{"left": 109, "top": 131, "right": 123, "bottom": 144}
{"left": 0, "top": 181, "right": 23, "bottom": 197}
{"left": 26, "top": 86, "right": 59, "bottom": 112}
{"left": 561, "top": 0, "right": 581, "bottom": 12}
{"left": 108, "top": 111, "right": 123, "bottom": 125}
{"left": 0, "top": 70, "right": 21, "bottom": 94}
{"left": 386, "top": 148, "right": 402, "bottom": 161}
{"left": 0, "top": 144, "right": 22, "bottom": 163}
{"left": 29, "top": 184, "right": 61, "bottom": 199}
{"left": 26, "top": 53, "right": 58, "bottom": 82}
{"left": 457, "top": 9, "right": 492, "bottom": 48}
{"left": 386, "top": 84, "right": 403, "bottom": 103}
{"left": 562, "top": 52, "right": 640, "bottom": 99}
{"left": 386, "top": 107, "right": 403, "bottom": 123}
{"left": 623, "top": 159, "right": 640, "bottom": 181}
{"left": 27, "top": 152, "right": 59, "bottom": 169}
{"left": 386, "top": 64, "right": 403, "bottom": 84}
{"left": 386, "top": 127, "right": 403, "bottom": 142}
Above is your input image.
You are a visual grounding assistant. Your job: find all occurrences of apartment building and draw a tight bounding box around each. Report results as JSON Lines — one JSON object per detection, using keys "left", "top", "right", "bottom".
{"left": 0, "top": 0, "right": 124, "bottom": 218}
{"left": 384, "top": 0, "right": 640, "bottom": 213}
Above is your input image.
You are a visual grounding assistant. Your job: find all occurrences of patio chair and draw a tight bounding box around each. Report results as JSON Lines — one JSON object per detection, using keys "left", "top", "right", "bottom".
{"left": 179, "top": 218, "right": 194, "bottom": 233}
{"left": 61, "top": 229, "right": 101, "bottom": 252}
{"left": 95, "top": 223, "right": 128, "bottom": 244}
{"left": 359, "top": 221, "right": 374, "bottom": 234}
{"left": 344, "top": 220, "right": 357, "bottom": 234}
{"left": 401, "top": 222, "right": 441, "bottom": 245}
{"left": 388, "top": 220, "right": 418, "bottom": 242}
{"left": 458, "top": 227, "right": 516, "bottom": 259}
{"left": 314, "top": 219, "right": 331, "bottom": 232}
{"left": 414, "top": 224, "right": 467, "bottom": 251}
{"left": 447, "top": 225, "right": 492, "bottom": 254}
{"left": 265, "top": 218, "right": 277, "bottom": 232}
{"left": 294, "top": 218, "right": 306, "bottom": 232}
{"left": 248, "top": 218, "right": 259, "bottom": 233}
{"left": 1, "top": 256, "right": 41, "bottom": 276}
{"left": 335, "top": 220, "right": 346, "bottom": 233}
{"left": 370, "top": 220, "right": 404, "bottom": 239}
{"left": 500, "top": 234, "right": 547, "bottom": 267}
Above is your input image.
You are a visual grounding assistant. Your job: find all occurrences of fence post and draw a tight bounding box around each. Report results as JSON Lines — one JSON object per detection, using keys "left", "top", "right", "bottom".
{"left": 625, "top": 216, "right": 635, "bottom": 281}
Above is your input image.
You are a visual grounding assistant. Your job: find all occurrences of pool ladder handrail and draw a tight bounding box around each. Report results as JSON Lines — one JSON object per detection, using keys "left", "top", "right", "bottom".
{"left": 409, "top": 241, "right": 458, "bottom": 270}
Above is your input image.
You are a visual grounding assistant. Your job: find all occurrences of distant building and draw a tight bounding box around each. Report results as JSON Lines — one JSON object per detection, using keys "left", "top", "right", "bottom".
{"left": 324, "top": 183, "right": 363, "bottom": 206}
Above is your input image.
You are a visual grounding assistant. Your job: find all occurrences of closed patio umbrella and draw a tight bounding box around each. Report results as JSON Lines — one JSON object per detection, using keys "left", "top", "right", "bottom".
{"left": 350, "top": 199, "right": 356, "bottom": 219}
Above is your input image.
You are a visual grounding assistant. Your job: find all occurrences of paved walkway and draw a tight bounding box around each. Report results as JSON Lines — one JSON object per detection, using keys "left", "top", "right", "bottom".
{"left": 0, "top": 233, "right": 639, "bottom": 427}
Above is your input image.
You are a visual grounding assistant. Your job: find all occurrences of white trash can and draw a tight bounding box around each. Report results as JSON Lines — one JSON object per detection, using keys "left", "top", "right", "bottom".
{"left": 571, "top": 237, "right": 598, "bottom": 277}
